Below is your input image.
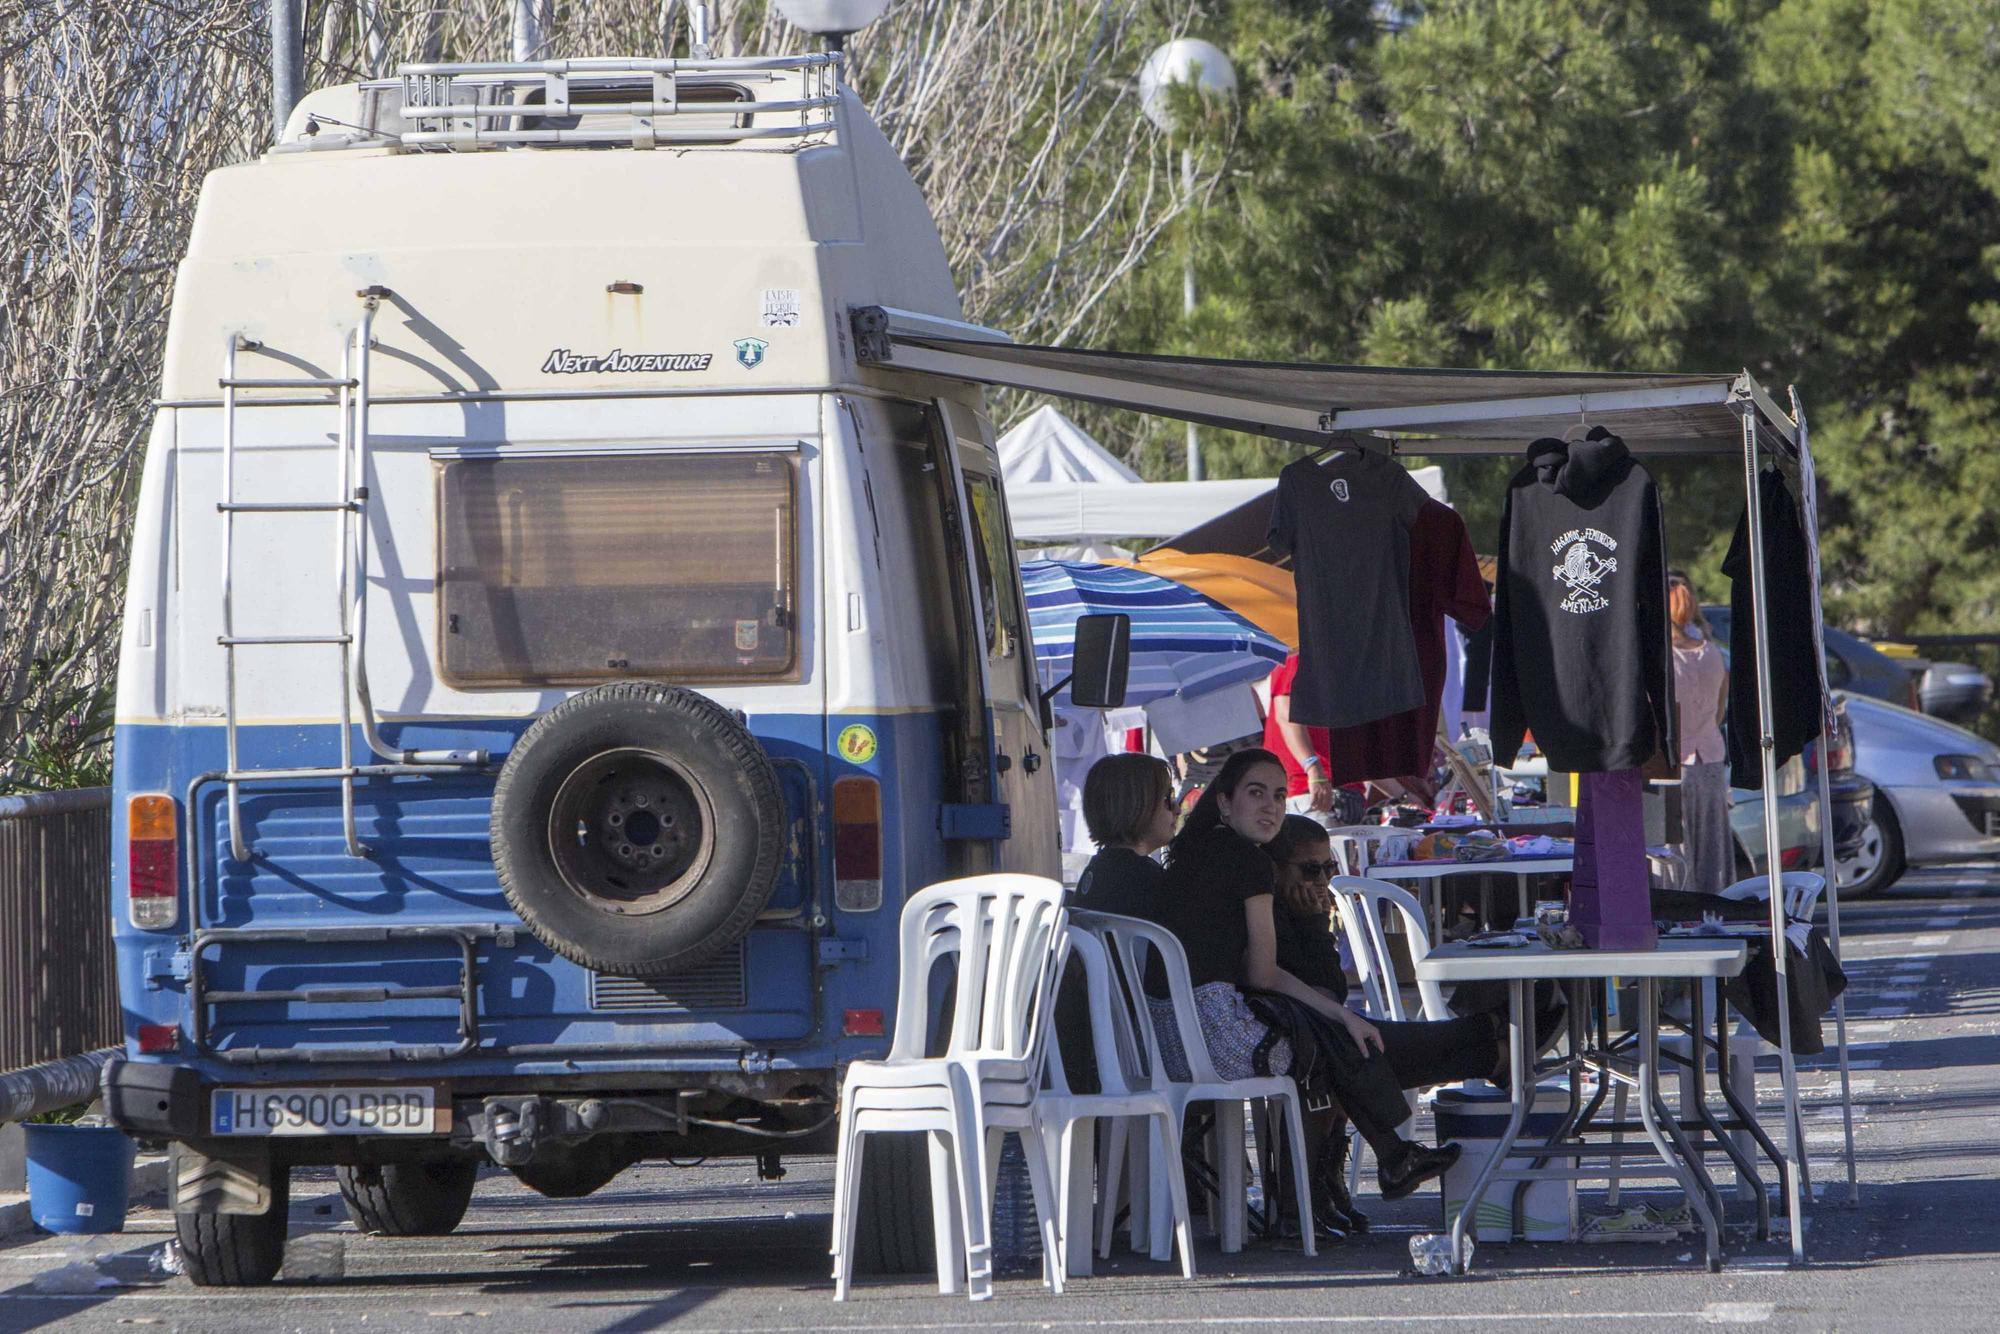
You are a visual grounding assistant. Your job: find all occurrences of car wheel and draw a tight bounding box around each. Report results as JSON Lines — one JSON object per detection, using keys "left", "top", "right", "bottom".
{"left": 1837, "top": 799, "right": 1905, "bottom": 900}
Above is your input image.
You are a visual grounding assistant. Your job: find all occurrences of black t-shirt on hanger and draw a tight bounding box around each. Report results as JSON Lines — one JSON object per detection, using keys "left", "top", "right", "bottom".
{"left": 1267, "top": 450, "right": 1431, "bottom": 730}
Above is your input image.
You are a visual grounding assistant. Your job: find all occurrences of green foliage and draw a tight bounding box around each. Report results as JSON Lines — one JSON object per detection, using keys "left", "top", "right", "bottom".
{"left": 1054, "top": 0, "right": 2000, "bottom": 653}
{"left": 1, "top": 663, "right": 115, "bottom": 796}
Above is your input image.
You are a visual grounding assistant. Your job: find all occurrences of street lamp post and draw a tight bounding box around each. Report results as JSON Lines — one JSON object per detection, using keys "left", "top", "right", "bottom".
{"left": 1141, "top": 38, "right": 1237, "bottom": 482}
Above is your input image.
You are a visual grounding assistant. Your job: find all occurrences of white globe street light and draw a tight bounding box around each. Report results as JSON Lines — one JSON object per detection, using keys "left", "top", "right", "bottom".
{"left": 1141, "top": 38, "right": 1237, "bottom": 481}
{"left": 773, "top": 0, "right": 891, "bottom": 52}
{"left": 1139, "top": 38, "right": 1237, "bottom": 133}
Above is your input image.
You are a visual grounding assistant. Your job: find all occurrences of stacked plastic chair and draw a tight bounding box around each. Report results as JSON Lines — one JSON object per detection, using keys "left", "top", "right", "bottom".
{"left": 829, "top": 874, "right": 1069, "bottom": 1301}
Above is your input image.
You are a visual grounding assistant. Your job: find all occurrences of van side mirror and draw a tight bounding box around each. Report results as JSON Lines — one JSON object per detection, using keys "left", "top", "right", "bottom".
{"left": 1040, "top": 613, "right": 1132, "bottom": 732}
{"left": 1070, "top": 613, "right": 1131, "bottom": 709}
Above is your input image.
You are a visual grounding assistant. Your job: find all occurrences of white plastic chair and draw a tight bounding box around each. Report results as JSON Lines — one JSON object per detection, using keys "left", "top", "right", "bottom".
{"left": 1720, "top": 871, "right": 1826, "bottom": 923}
{"left": 1326, "top": 876, "right": 1454, "bottom": 1193}
{"left": 1328, "top": 876, "right": 1451, "bottom": 1025}
{"left": 830, "top": 874, "right": 1069, "bottom": 1302}
{"left": 1322, "top": 825, "right": 1407, "bottom": 877}
{"left": 1091, "top": 914, "right": 1317, "bottom": 1257}
{"left": 1040, "top": 914, "right": 1196, "bottom": 1283}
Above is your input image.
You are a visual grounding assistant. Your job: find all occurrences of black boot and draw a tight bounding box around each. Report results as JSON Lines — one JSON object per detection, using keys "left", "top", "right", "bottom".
{"left": 1314, "top": 1122, "right": 1370, "bottom": 1236}
{"left": 1377, "top": 1140, "right": 1462, "bottom": 1203}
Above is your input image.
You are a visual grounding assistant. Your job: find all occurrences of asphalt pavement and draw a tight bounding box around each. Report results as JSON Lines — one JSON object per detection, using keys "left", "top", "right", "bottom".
{"left": 5, "top": 866, "right": 1998, "bottom": 1333}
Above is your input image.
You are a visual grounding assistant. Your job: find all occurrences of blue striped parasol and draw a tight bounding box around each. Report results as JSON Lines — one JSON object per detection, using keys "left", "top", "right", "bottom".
{"left": 1022, "top": 560, "right": 1289, "bottom": 707}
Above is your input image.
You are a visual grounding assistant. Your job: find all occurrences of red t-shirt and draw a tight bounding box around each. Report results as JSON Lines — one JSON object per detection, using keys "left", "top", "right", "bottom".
{"left": 1263, "top": 656, "right": 1334, "bottom": 798}
{"left": 1321, "top": 499, "right": 1491, "bottom": 785}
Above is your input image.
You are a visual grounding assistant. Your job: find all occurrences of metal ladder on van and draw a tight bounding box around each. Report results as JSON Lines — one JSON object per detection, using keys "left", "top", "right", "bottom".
{"left": 215, "top": 287, "right": 486, "bottom": 863}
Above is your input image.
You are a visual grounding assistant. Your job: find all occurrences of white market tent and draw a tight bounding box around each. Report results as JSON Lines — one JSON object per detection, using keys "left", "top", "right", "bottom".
{"left": 996, "top": 402, "right": 1443, "bottom": 542}
{"left": 853, "top": 303, "right": 1855, "bottom": 1268}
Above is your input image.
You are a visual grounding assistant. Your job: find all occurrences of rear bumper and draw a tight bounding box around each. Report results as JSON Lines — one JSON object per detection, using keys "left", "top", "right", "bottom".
{"left": 102, "top": 1057, "right": 210, "bottom": 1142}
{"left": 1829, "top": 774, "right": 1875, "bottom": 860}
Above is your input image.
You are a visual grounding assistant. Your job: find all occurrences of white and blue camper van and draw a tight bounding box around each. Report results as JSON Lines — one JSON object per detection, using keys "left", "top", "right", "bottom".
{"left": 100, "top": 53, "right": 1125, "bottom": 1285}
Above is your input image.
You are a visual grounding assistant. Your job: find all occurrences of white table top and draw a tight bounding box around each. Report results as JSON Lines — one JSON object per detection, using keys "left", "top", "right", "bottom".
{"left": 1416, "top": 936, "right": 1748, "bottom": 982}
{"left": 1371, "top": 857, "right": 1573, "bottom": 880}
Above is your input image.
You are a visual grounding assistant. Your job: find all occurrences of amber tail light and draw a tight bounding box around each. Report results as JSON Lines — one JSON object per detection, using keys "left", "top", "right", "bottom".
{"left": 128, "top": 794, "right": 179, "bottom": 930}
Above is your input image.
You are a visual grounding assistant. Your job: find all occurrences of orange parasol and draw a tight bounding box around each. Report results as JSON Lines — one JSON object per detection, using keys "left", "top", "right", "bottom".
{"left": 1117, "top": 549, "right": 1299, "bottom": 649}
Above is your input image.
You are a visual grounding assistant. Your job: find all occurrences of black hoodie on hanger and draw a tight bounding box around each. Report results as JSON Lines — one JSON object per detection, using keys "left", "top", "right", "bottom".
{"left": 1490, "top": 427, "right": 1675, "bottom": 774}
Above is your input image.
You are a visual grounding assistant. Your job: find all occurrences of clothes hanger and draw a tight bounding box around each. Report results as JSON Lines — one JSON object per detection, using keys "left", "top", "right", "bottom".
{"left": 1560, "top": 399, "right": 1591, "bottom": 444}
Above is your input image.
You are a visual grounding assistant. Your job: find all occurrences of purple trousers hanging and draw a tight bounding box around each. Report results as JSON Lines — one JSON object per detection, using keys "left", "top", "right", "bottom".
{"left": 1571, "top": 768, "right": 1657, "bottom": 950}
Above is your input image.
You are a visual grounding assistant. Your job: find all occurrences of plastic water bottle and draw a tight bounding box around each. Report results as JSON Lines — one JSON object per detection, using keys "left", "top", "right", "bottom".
{"left": 1409, "top": 1232, "right": 1468, "bottom": 1275}
{"left": 990, "top": 1134, "right": 1042, "bottom": 1276}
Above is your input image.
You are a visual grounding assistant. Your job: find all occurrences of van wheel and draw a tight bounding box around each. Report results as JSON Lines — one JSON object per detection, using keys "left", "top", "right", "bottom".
{"left": 176, "top": 1165, "right": 289, "bottom": 1287}
{"left": 854, "top": 1133, "right": 938, "bottom": 1275}
{"left": 336, "top": 1160, "right": 478, "bottom": 1235}
{"left": 492, "top": 682, "right": 785, "bottom": 977}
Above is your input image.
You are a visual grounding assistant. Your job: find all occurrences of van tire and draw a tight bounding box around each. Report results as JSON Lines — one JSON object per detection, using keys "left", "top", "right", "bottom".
{"left": 336, "top": 1160, "right": 478, "bottom": 1235}
{"left": 854, "top": 1133, "right": 938, "bottom": 1276}
{"left": 176, "top": 1165, "right": 289, "bottom": 1287}
{"left": 492, "top": 682, "right": 785, "bottom": 977}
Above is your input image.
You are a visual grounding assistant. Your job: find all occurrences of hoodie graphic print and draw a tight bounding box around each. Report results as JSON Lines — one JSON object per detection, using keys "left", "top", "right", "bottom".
{"left": 1490, "top": 428, "right": 1675, "bottom": 774}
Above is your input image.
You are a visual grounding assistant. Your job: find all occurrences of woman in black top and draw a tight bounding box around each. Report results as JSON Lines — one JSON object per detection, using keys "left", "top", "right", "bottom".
{"left": 1158, "top": 749, "right": 1459, "bottom": 1229}
{"left": 1057, "top": 754, "right": 1179, "bottom": 1095}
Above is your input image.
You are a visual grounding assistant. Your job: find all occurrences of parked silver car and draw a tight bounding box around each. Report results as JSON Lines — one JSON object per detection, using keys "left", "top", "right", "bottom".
{"left": 1838, "top": 692, "right": 2000, "bottom": 897}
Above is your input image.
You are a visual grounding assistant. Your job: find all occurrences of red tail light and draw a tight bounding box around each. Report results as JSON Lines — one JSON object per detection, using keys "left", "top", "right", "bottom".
{"left": 832, "top": 776, "right": 883, "bottom": 912}
{"left": 127, "top": 794, "right": 179, "bottom": 929}
{"left": 137, "top": 1024, "right": 180, "bottom": 1053}
{"left": 1780, "top": 846, "right": 1807, "bottom": 870}
{"left": 843, "top": 1009, "right": 885, "bottom": 1037}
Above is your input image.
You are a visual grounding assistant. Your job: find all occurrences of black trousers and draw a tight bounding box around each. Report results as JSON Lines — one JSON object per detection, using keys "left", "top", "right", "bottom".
{"left": 1375, "top": 1013, "right": 1502, "bottom": 1091}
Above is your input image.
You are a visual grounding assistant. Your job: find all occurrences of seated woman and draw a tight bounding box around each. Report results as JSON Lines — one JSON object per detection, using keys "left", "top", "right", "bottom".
{"left": 1266, "top": 815, "right": 1516, "bottom": 1091}
{"left": 1150, "top": 749, "right": 1464, "bottom": 1230}
{"left": 1054, "top": 752, "right": 1179, "bottom": 1095}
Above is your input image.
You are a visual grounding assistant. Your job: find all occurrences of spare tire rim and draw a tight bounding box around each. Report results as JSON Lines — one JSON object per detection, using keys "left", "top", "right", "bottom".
{"left": 546, "top": 747, "right": 717, "bottom": 915}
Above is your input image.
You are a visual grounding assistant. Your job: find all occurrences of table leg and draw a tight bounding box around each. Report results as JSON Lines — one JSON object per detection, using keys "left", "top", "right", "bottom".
{"left": 1637, "top": 980, "right": 1722, "bottom": 1272}
{"left": 1690, "top": 982, "right": 1769, "bottom": 1239}
{"left": 1714, "top": 1010, "right": 1789, "bottom": 1210}
{"left": 1451, "top": 978, "right": 1530, "bottom": 1274}
{"left": 1511, "top": 979, "right": 1594, "bottom": 1235}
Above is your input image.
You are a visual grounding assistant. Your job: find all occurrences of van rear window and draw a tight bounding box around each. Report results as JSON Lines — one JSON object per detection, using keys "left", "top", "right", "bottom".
{"left": 436, "top": 452, "right": 797, "bottom": 687}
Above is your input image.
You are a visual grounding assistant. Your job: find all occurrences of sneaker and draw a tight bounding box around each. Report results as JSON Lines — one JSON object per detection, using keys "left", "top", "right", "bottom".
{"left": 1579, "top": 1205, "right": 1680, "bottom": 1243}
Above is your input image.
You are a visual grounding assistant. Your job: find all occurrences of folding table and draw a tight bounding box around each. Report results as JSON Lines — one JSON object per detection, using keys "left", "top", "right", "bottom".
{"left": 1416, "top": 936, "right": 1749, "bottom": 1274}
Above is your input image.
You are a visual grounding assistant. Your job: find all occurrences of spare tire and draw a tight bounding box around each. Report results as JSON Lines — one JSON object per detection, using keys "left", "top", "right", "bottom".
{"left": 492, "top": 682, "right": 784, "bottom": 977}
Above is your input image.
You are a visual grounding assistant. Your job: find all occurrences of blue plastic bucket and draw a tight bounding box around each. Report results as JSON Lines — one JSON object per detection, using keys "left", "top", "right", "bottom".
{"left": 23, "top": 1124, "right": 136, "bottom": 1234}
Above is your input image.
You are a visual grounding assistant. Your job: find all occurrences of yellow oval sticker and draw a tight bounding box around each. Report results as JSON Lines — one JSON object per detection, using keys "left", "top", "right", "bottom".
{"left": 836, "top": 724, "right": 879, "bottom": 765}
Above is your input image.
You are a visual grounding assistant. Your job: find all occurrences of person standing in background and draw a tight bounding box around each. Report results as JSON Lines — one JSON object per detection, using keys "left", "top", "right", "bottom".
{"left": 1669, "top": 573, "right": 1732, "bottom": 894}
{"left": 1265, "top": 654, "right": 1368, "bottom": 826}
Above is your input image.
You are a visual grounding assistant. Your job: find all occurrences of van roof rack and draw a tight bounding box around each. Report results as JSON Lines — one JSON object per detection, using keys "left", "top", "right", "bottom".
{"left": 391, "top": 54, "right": 842, "bottom": 151}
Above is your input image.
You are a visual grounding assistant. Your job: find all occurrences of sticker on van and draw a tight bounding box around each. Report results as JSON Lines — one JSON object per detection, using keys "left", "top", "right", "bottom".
{"left": 836, "top": 724, "right": 878, "bottom": 764}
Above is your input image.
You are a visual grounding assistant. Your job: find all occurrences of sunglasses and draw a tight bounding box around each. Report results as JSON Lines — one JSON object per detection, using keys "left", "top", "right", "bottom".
{"left": 1289, "top": 859, "right": 1338, "bottom": 879}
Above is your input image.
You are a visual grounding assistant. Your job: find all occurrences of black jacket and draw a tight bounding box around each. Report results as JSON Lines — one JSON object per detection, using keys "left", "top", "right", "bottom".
{"left": 1723, "top": 469, "right": 1826, "bottom": 788}
{"left": 1490, "top": 428, "right": 1675, "bottom": 774}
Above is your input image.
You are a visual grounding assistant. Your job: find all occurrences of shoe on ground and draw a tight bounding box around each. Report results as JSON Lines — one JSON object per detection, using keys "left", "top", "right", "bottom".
{"left": 1377, "top": 1141, "right": 1462, "bottom": 1202}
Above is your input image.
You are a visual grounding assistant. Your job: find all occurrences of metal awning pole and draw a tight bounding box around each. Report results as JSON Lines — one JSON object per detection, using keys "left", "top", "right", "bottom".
{"left": 1792, "top": 389, "right": 1860, "bottom": 1206}
{"left": 1741, "top": 407, "right": 1809, "bottom": 1264}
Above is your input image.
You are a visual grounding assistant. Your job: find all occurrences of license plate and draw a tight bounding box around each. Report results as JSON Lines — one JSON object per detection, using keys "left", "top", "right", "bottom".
{"left": 210, "top": 1086, "right": 440, "bottom": 1137}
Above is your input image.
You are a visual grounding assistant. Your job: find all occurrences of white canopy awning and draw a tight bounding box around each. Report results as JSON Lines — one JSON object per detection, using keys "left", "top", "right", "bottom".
{"left": 995, "top": 404, "right": 1141, "bottom": 485}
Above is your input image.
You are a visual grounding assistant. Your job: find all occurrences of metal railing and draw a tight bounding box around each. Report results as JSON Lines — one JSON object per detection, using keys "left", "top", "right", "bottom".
{"left": 392, "top": 54, "right": 842, "bottom": 151}
{"left": 0, "top": 788, "right": 118, "bottom": 1074}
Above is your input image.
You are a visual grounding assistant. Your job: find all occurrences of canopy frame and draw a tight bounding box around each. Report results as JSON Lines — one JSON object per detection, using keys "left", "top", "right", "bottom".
{"left": 854, "top": 303, "right": 1850, "bottom": 1264}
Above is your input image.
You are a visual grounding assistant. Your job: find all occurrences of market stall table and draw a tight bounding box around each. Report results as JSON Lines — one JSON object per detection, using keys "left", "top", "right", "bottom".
{"left": 1416, "top": 936, "right": 1749, "bottom": 1274}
